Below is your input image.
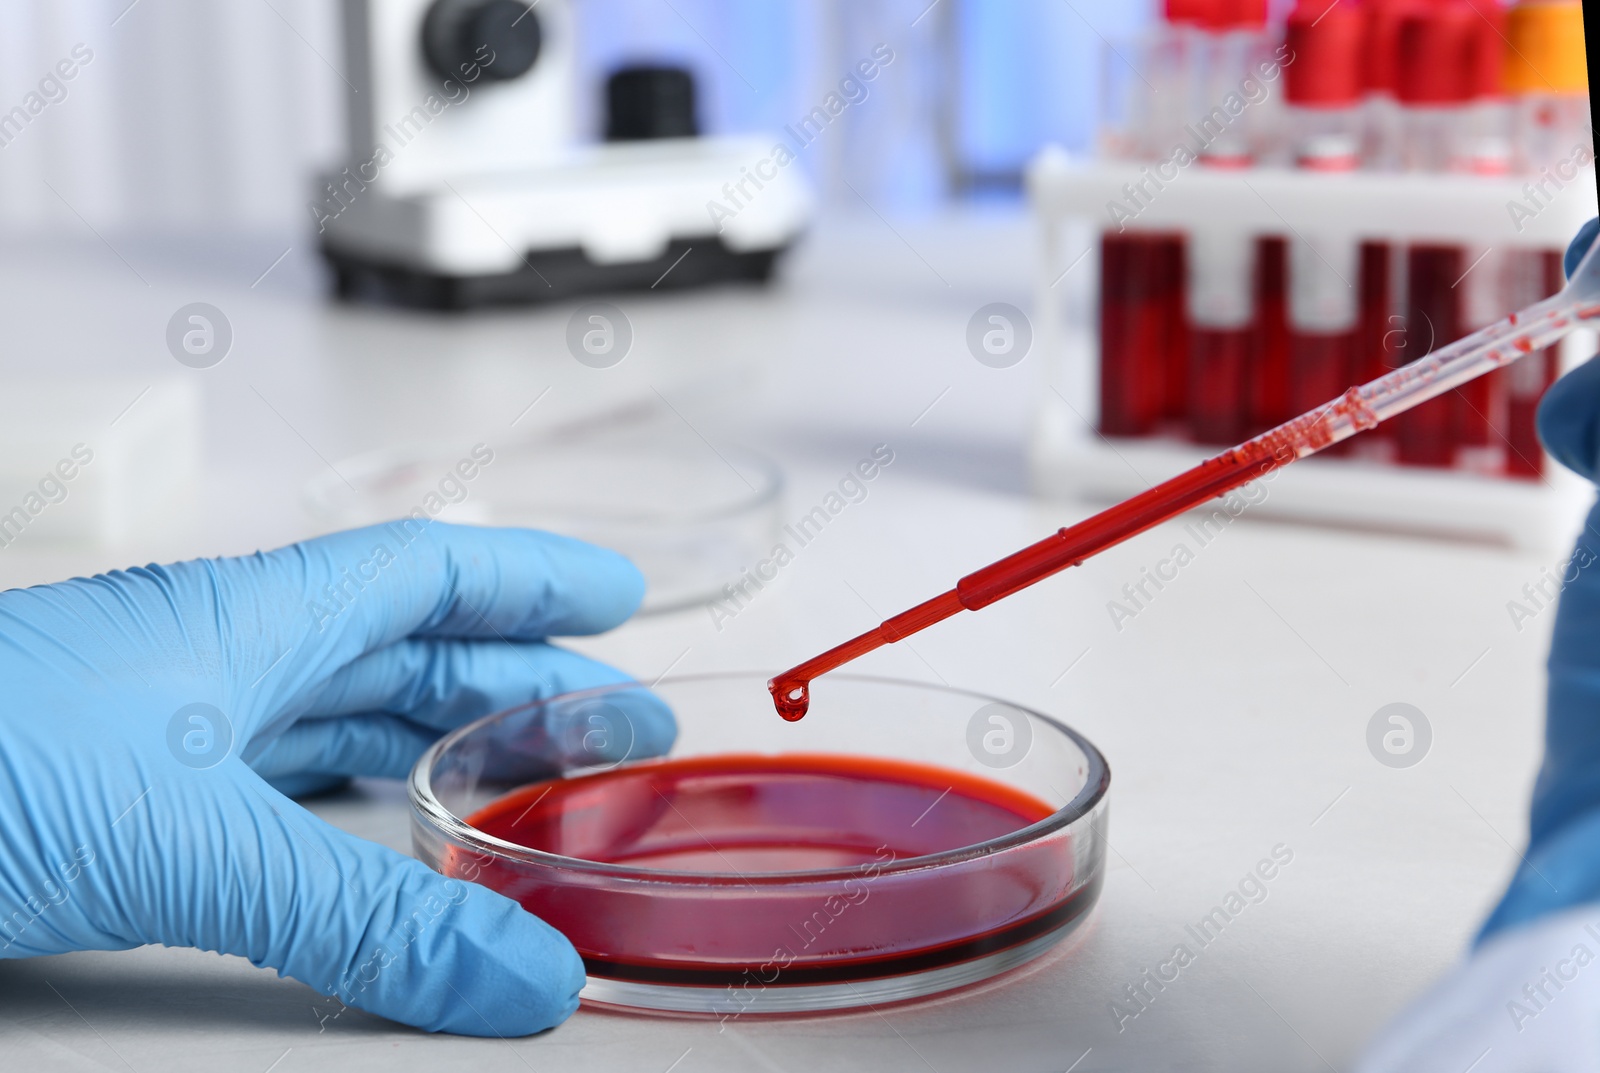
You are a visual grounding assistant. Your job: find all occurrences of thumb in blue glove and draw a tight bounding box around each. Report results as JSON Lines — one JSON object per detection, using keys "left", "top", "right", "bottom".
{"left": 0, "top": 521, "right": 674, "bottom": 1036}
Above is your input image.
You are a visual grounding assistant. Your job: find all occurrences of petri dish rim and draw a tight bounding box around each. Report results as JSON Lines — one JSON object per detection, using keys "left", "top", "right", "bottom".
{"left": 304, "top": 439, "right": 785, "bottom": 530}
{"left": 408, "top": 672, "right": 1111, "bottom": 884}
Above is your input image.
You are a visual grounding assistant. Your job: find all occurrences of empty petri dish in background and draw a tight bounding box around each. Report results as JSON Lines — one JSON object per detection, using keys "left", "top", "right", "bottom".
{"left": 304, "top": 418, "right": 782, "bottom": 614}
{"left": 409, "top": 674, "right": 1110, "bottom": 1015}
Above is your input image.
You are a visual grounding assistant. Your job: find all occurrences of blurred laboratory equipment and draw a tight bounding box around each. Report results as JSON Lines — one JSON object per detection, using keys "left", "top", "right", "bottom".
{"left": 811, "top": 0, "right": 955, "bottom": 209}
{"left": 1030, "top": 0, "right": 1595, "bottom": 552}
{"left": 317, "top": 0, "right": 811, "bottom": 309}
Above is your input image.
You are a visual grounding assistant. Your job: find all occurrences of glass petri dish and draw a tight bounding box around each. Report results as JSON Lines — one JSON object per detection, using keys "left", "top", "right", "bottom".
{"left": 304, "top": 425, "right": 782, "bottom": 614}
{"left": 409, "top": 674, "right": 1110, "bottom": 1015}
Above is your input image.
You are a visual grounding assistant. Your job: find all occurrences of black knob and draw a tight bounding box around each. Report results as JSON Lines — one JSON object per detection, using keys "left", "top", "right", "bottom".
{"left": 422, "top": 0, "right": 542, "bottom": 83}
{"left": 605, "top": 65, "right": 699, "bottom": 141}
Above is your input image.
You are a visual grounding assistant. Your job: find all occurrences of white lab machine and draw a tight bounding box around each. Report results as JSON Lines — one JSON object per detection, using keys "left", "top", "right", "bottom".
{"left": 318, "top": 0, "right": 811, "bottom": 309}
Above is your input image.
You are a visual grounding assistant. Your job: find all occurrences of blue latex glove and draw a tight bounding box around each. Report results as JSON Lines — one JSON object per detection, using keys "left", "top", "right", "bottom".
{"left": 1481, "top": 214, "right": 1600, "bottom": 939}
{"left": 0, "top": 522, "right": 673, "bottom": 1036}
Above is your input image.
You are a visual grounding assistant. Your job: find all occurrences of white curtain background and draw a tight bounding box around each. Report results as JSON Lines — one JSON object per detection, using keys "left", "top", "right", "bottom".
{"left": 0, "top": 0, "right": 1148, "bottom": 237}
{"left": 0, "top": 0, "right": 343, "bottom": 233}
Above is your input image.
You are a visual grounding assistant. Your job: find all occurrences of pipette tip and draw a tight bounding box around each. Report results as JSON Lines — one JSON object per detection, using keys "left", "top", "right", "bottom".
{"left": 768, "top": 677, "right": 810, "bottom": 721}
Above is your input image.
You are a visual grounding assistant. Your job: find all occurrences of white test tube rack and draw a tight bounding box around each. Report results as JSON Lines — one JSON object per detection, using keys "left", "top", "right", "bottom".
{"left": 1026, "top": 147, "right": 1600, "bottom": 553}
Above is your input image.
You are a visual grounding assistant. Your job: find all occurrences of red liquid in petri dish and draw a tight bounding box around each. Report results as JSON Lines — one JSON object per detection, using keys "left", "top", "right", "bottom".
{"left": 458, "top": 754, "right": 1091, "bottom": 987}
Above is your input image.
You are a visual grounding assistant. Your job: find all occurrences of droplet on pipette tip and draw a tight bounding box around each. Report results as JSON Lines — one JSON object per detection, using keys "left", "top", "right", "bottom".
{"left": 769, "top": 677, "right": 809, "bottom": 721}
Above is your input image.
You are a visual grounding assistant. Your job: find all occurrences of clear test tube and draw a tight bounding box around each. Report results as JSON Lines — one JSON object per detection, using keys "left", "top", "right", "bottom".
{"left": 1502, "top": 0, "right": 1591, "bottom": 477}
{"left": 1191, "top": 0, "right": 1268, "bottom": 167}
{"left": 1282, "top": 1, "right": 1365, "bottom": 454}
{"left": 1465, "top": 2, "right": 1512, "bottom": 174}
{"left": 1358, "top": 0, "right": 1420, "bottom": 173}
{"left": 1146, "top": 0, "right": 1212, "bottom": 158}
{"left": 1393, "top": 3, "right": 1474, "bottom": 468}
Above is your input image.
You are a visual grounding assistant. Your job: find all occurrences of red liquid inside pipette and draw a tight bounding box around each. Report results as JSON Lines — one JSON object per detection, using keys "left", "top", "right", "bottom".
{"left": 769, "top": 392, "right": 1378, "bottom": 720}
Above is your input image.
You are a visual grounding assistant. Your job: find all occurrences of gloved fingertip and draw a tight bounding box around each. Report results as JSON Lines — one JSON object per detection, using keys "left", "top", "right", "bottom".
{"left": 550, "top": 538, "right": 647, "bottom": 633}
{"left": 543, "top": 688, "right": 677, "bottom": 770}
{"left": 629, "top": 693, "right": 678, "bottom": 761}
{"left": 1565, "top": 216, "right": 1600, "bottom": 281}
{"left": 1536, "top": 352, "right": 1600, "bottom": 481}
{"left": 424, "top": 890, "right": 586, "bottom": 1036}
{"left": 358, "top": 867, "right": 586, "bottom": 1037}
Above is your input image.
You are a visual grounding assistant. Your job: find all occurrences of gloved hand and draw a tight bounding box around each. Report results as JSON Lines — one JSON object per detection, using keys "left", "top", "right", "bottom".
{"left": 0, "top": 521, "right": 673, "bottom": 1036}
{"left": 1357, "top": 218, "right": 1600, "bottom": 1071}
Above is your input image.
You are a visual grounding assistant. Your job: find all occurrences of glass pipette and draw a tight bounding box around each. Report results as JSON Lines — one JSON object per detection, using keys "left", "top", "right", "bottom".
{"left": 769, "top": 239, "right": 1600, "bottom": 721}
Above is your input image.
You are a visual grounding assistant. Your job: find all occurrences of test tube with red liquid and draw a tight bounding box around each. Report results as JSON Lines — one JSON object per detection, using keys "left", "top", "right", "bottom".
{"left": 1502, "top": 0, "right": 1591, "bottom": 478}
{"left": 1186, "top": 0, "right": 1269, "bottom": 445}
{"left": 1503, "top": 251, "right": 1566, "bottom": 477}
{"left": 1394, "top": 3, "right": 1475, "bottom": 468}
{"left": 1351, "top": 0, "right": 1417, "bottom": 459}
{"left": 1250, "top": 235, "right": 1290, "bottom": 433}
{"left": 1096, "top": 1, "right": 1206, "bottom": 437}
{"left": 1281, "top": 1, "right": 1364, "bottom": 449}
{"left": 1100, "top": 235, "right": 1176, "bottom": 436}
{"left": 1452, "top": 2, "right": 1512, "bottom": 475}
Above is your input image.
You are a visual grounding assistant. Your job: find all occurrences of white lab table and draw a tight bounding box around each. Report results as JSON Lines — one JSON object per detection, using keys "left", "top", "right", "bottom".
{"left": 0, "top": 213, "right": 1567, "bottom": 1071}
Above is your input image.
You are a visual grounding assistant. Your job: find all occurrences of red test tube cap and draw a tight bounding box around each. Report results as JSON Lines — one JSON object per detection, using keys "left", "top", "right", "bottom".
{"left": 1465, "top": 1, "right": 1506, "bottom": 99}
{"left": 1164, "top": 0, "right": 1218, "bottom": 24}
{"left": 1285, "top": 1, "right": 1367, "bottom": 106}
{"left": 1364, "top": 0, "right": 1430, "bottom": 95}
{"left": 1395, "top": 4, "right": 1476, "bottom": 104}
{"left": 1204, "top": 0, "right": 1268, "bottom": 31}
